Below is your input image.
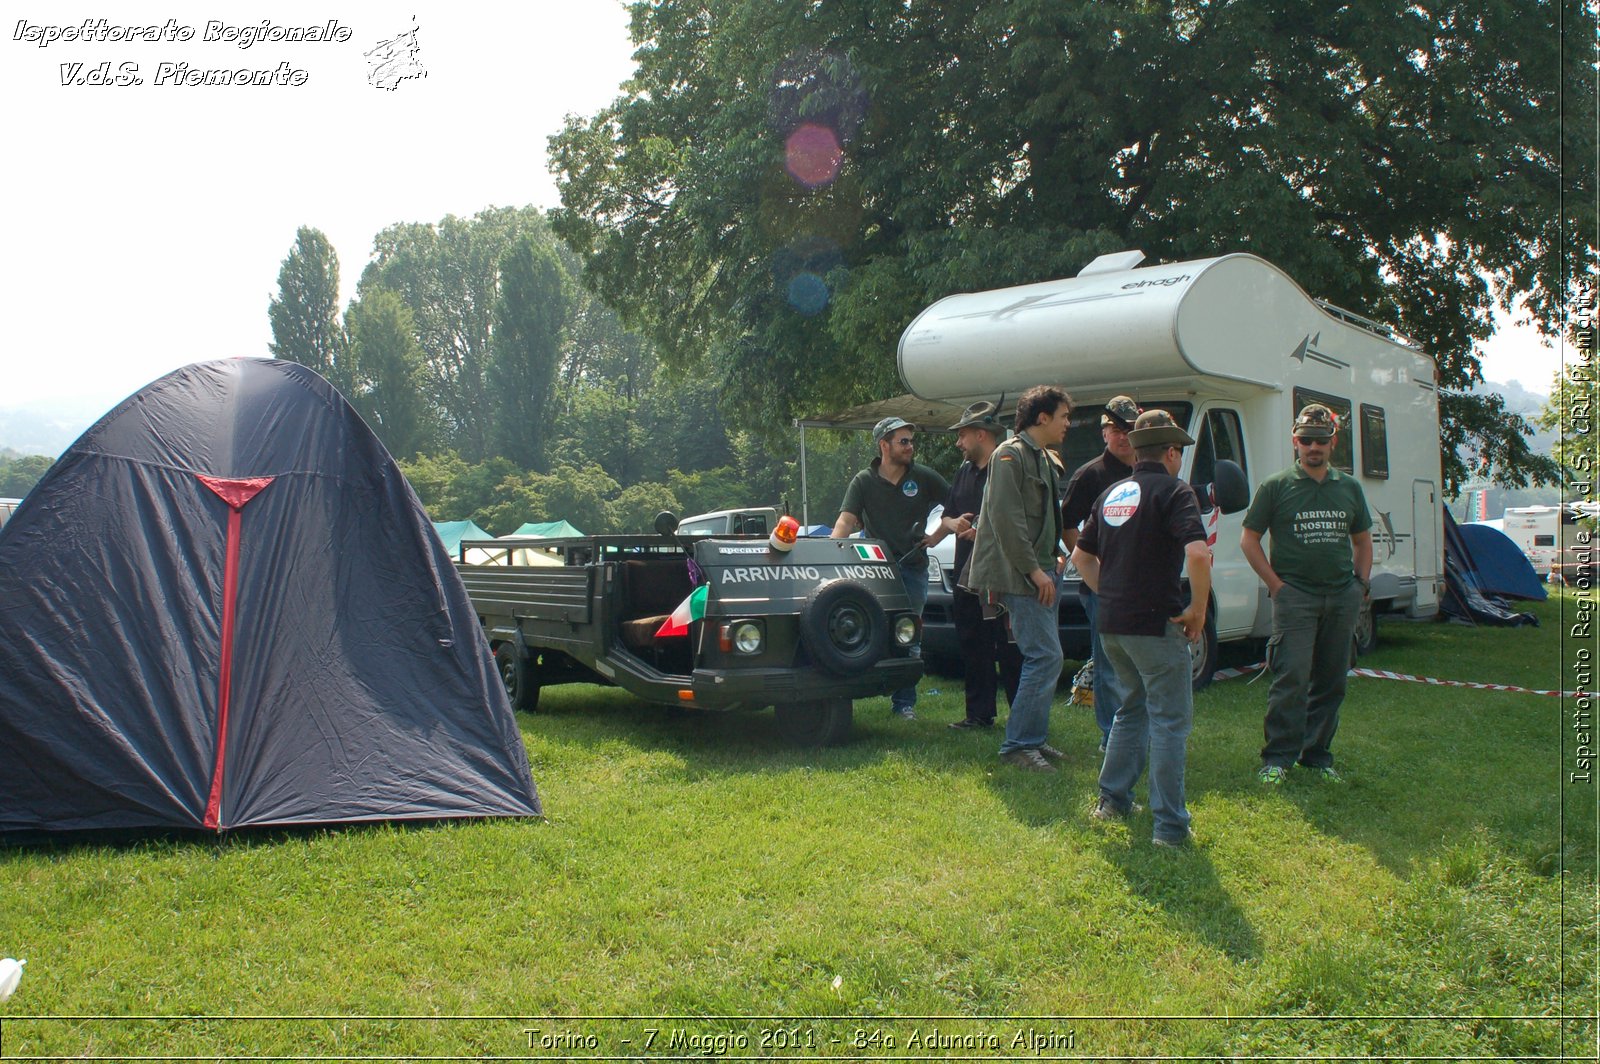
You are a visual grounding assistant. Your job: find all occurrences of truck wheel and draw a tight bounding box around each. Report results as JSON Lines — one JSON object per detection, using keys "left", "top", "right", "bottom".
{"left": 1353, "top": 600, "right": 1380, "bottom": 657}
{"left": 495, "top": 643, "right": 540, "bottom": 713}
{"left": 775, "top": 699, "right": 853, "bottom": 746}
{"left": 1189, "top": 611, "right": 1219, "bottom": 692}
{"left": 799, "top": 580, "right": 889, "bottom": 677}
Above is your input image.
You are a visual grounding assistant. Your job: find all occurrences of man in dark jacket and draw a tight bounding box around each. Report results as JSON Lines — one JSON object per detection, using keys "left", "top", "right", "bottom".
{"left": 936, "top": 402, "right": 1022, "bottom": 729}
{"left": 1061, "top": 395, "right": 1140, "bottom": 749}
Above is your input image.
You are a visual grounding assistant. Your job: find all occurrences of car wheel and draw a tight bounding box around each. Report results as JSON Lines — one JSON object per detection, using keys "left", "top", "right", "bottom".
{"left": 1353, "top": 600, "right": 1379, "bottom": 657}
{"left": 775, "top": 698, "right": 853, "bottom": 746}
{"left": 799, "top": 580, "right": 889, "bottom": 676}
{"left": 1189, "top": 610, "right": 1219, "bottom": 692}
{"left": 495, "top": 642, "right": 540, "bottom": 713}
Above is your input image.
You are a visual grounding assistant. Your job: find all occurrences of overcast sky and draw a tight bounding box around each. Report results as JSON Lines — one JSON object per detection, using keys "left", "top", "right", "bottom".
{"left": 1, "top": 2, "right": 1568, "bottom": 416}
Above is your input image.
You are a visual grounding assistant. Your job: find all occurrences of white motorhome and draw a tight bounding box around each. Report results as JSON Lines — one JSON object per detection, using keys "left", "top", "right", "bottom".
{"left": 1500, "top": 506, "right": 1562, "bottom": 575}
{"left": 898, "top": 251, "right": 1444, "bottom": 678}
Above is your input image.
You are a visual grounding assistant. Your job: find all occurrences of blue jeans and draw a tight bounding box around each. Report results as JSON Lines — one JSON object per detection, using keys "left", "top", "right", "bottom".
{"left": 998, "top": 590, "right": 1063, "bottom": 754}
{"left": 1099, "top": 626, "right": 1194, "bottom": 844}
{"left": 1079, "top": 585, "right": 1126, "bottom": 743}
{"left": 891, "top": 564, "right": 930, "bottom": 713}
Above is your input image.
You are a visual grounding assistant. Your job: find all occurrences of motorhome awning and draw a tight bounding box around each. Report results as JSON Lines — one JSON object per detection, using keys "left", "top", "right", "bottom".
{"left": 794, "top": 393, "right": 971, "bottom": 433}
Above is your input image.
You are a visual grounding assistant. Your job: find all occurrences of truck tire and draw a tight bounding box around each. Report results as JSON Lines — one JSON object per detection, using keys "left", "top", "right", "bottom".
{"left": 1353, "top": 600, "right": 1379, "bottom": 657}
{"left": 495, "top": 642, "right": 540, "bottom": 713}
{"left": 1189, "top": 611, "right": 1219, "bottom": 692}
{"left": 775, "top": 698, "right": 853, "bottom": 746}
{"left": 799, "top": 580, "right": 889, "bottom": 677}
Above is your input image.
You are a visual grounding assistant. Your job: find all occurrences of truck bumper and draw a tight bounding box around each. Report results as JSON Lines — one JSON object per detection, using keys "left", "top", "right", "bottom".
{"left": 688, "top": 659, "right": 924, "bottom": 708}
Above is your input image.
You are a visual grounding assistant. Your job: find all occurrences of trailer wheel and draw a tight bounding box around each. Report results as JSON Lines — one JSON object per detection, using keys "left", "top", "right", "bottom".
{"left": 775, "top": 698, "right": 853, "bottom": 746}
{"left": 1353, "top": 600, "right": 1380, "bottom": 657}
{"left": 495, "top": 643, "right": 540, "bottom": 713}
{"left": 1189, "top": 610, "right": 1219, "bottom": 692}
{"left": 799, "top": 580, "right": 889, "bottom": 677}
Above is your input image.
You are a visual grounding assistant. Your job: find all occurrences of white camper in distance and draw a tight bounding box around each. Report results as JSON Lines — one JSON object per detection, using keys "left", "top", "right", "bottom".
{"left": 898, "top": 251, "right": 1444, "bottom": 680}
{"left": 1501, "top": 506, "right": 1561, "bottom": 576}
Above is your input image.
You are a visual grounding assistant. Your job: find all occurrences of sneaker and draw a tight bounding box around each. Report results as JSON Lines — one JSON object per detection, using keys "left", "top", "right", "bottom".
{"left": 1257, "top": 765, "right": 1288, "bottom": 785}
{"left": 1152, "top": 829, "right": 1194, "bottom": 849}
{"left": 948, "top": 718, "right": 992, "bottom": 730}
{"left": 893, "top": 708, "right": 917, "bottom": 720}
{"left": 1309, "top": 765, "right": 1344, "bottom": 782}
{"left": 1090, "top": 797, "right": 1143, "bottom": 821}
{"left": 1001, "top": 748, "right": 1056, "bottom": 772}
{"left": 1037, "top": 743, "right": 1067, "bottom": 761}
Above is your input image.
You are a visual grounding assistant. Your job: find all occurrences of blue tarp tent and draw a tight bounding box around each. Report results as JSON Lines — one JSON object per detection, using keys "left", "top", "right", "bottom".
{"left": 1457, "top": 523, "right": 1548, "bottom": 601}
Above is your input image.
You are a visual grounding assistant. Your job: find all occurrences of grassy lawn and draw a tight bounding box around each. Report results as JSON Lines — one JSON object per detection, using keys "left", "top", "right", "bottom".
{"left": 2, "top": 591, "right": 1595, "bottom": 1059}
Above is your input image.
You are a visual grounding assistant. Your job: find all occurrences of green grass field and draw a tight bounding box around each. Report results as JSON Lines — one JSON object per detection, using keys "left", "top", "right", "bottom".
{"left": 2, "top": 590, "right": 1595, "bottom": 1059}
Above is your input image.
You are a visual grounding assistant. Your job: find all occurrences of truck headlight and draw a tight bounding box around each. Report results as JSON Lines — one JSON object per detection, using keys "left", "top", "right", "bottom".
{"left": 732, "top": 621, "right": 764, "bottom": 654}
{"left": 893, "top": 615, "right": 918, "bottom": 646}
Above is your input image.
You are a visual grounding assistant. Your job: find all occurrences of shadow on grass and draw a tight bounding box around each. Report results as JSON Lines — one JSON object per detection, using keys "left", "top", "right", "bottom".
{"left": 1099, "top": 836, "right": 1263, "bottom": 963}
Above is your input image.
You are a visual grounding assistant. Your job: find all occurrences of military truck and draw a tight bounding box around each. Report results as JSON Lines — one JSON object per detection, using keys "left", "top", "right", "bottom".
{"left": 456, "top": 515, "right": 923, "bottom": 745}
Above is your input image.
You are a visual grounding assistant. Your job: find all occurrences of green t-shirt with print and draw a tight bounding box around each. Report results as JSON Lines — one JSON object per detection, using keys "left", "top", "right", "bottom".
{"left": 1242, "top": 464, "right": 1373, "bottom": 594}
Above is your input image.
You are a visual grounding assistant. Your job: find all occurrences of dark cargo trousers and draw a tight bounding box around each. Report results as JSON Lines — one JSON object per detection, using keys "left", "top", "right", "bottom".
{"left": 1261, "top": 581, "right": 1364, "bottom": 770}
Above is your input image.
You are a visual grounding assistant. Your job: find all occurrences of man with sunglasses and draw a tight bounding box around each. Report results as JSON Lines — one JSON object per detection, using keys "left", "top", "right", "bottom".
{"left": 1061, "top": 395, "right": 1141, "bottom": 750}
{"left": 833, "top": 416, "right": 951, "bottom": 719}
{"left": 1240, "top": 404, "right": 1374, "bottom": 785}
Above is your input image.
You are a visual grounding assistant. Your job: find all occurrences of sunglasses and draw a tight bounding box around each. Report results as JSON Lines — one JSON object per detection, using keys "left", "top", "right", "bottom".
{"left": 1295, "top": 435, "right": 1331, "bottom": 446}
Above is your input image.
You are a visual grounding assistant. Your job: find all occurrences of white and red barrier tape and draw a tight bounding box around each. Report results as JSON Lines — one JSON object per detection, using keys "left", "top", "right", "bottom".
{"left": 1211, "top": 661, "right": 1591, "bottom": 699}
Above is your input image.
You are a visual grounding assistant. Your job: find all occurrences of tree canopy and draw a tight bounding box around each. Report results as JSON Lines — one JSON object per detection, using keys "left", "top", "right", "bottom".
{"left": 550, "top": 0, "right": 1594, "bottom": 491}
{"left": 268, "top": 227, "right": 348, "bottom": 391}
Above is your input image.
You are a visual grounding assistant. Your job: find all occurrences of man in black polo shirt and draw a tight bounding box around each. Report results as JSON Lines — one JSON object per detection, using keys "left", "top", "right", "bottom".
{"left": 1071, "top": 409, "right": 1211, "bottom": 848}
{"left": 833, "top": 416, "right": 951, "bottom": 720}
{"left": 1061, "top": 395, "right": 1140, "bottom": 749}
{"left": 935, "top": 402, "right": 1022, "bottom": 729}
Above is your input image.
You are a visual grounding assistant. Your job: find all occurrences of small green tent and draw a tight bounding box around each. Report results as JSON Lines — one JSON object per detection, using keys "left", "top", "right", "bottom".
{"left": 510, "top": 520, "right": 584, "bottom": 539}
{"left": 433, "top": 520, "right": 492, "bottom": 556}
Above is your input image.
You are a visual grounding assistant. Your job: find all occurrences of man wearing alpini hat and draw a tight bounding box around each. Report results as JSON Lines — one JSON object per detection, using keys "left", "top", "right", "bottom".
{"left": 1061, "top": 395, "right": 1141, "bottom": 749}
{"left": 1071, "top": 409, "right": 1210, "bottom": 847}
{"left": 936, "top": 401, "right": 1022, "bottom": 729}
{"left": 1240, "top": 403, "right": 1373, "bottom": 785}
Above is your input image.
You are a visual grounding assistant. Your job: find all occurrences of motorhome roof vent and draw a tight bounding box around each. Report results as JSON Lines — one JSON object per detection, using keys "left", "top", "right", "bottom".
{"left": 1077, "top": 250, "right": 1147, "bottom": 276}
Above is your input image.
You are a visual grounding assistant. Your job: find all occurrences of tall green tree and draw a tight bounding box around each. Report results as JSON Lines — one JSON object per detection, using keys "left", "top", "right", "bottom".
{"left": 345, "top": 289, "right": 438, "bottom": 459}
{"left": 489, "top": 236, "right": 570, "bottom": 470}
{"left": 268, "top": 227, "right": 348, "bottom": 390}
{"left": 550, "top": 0, "right": 1595, "bottom": 491}
{"left": 359, "top": 207, "right": 550, "bottom": 460}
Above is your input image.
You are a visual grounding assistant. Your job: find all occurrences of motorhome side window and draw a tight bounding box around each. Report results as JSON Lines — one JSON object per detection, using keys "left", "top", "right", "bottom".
{"left": 1292, "top": 388, "right": 1354, "bottom": 475}
{"left": 1189, "top": 409, "right": 1247, "bottom": 494}
{"left": 1359, "top": 404, "right": 1389, "bottom": 479}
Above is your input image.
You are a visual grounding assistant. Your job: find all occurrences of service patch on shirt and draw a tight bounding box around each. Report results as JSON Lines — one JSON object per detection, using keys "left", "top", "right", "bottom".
{"left": 1101, "top": 481, "right": 1141, "bottom": 527}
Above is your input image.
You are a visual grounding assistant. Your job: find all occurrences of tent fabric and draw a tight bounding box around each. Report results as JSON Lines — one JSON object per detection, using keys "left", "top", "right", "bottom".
{"left": 1441, "top": 508, "right": 1539, "bottom": 628}
{"left": 1456, "top": 524, "right": 1548, "bottom": 602}
{"left": 432, "top": 519, "right": 492, "bottom": 557}
{"left": 0, "top": 359, "right": 540, "bottom": 834}
{"left": 510, "top": 520, "right": 584, "bottom": 538}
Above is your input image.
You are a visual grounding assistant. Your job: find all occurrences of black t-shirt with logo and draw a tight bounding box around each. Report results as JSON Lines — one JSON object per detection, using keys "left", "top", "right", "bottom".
{"left": 840, "top": 459, "right": 950, "bottom": 569}
{"left": 1077, "top": 461, "right": 1207, "bottom": 636}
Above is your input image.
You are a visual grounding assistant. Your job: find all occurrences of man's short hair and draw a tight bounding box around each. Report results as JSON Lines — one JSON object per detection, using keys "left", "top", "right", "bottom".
{"left": 1014, "top": 385, "right": 1072, "bottom": 431}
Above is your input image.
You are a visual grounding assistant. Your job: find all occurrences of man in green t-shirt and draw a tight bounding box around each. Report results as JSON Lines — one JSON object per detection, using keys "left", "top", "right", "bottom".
{"left": 1240, "top": 404, "right": 1373, "bottom": 784}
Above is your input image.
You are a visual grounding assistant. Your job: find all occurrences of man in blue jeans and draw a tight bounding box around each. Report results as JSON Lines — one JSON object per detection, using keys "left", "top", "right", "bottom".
{"left": 1061, "top": 395, "right": 1141, "bottom": 749}
{"left": 968, "top": 386, "right": 1073, "bottom": 772}
{"left": 833, "top": 416, "right": 950, "bottom": 719}
{"left": 1071, "top": 409, "right": 1211, "bottom": 846}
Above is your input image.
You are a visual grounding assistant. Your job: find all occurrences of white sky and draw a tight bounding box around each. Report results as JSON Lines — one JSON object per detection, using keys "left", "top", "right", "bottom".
{"left": 0, "top": 3, "right": 1570, "bottom": 414}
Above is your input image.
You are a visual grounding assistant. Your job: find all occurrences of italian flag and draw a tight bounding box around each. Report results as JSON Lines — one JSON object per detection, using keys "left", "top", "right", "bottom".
{"left": 655, "top": 584, "right": 708, "bottom": 638}
{"left": 854, "top": 543, "right": 887, "bottom": 561}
